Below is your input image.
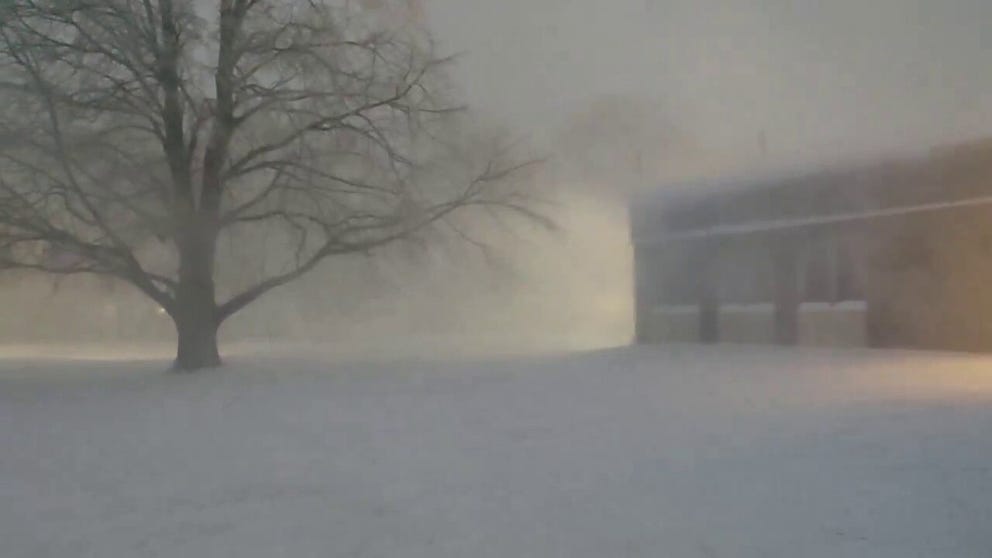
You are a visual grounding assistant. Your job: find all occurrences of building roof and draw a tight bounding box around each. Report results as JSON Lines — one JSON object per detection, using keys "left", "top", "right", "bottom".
{"left": 631, "top": 137, "right": 992, "bottom": 244}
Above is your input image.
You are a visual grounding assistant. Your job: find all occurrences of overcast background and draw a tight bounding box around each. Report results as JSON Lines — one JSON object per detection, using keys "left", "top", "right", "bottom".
{"left": 428, "top": 0, "right": 992, "bottom": 176}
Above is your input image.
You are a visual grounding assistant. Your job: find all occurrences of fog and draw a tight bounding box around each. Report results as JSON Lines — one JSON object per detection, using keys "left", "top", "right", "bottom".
{"left": 6, "top": 0, "right": 992, "bottom": 356}
{"left": 432, "top": 0, "right": 992, "bottom": 164}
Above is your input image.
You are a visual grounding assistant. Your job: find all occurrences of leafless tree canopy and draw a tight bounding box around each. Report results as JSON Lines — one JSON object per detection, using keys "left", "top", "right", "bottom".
{"left": 0, "top": 0, "right": 536, "bottom": 368}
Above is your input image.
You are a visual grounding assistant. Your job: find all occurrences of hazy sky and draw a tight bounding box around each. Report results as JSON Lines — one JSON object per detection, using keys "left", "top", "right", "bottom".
{"left": 427, "top": 0, "right": 992, "bottom": 171}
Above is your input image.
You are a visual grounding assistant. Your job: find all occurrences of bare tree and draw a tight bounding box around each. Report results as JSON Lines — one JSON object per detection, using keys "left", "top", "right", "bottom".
{"left": 0, "top": 0, "right": 537, "bottom": 370}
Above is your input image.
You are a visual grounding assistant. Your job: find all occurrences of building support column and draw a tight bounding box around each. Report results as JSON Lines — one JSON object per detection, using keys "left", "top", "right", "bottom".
{"left": 773, "top": 237, "right": 800, "bottom": 346}
{"left": 633, "top": 243, "right": 654, "bottom": 344}
{"left": 696, "top": 240, "right": 719, "bottom": 344}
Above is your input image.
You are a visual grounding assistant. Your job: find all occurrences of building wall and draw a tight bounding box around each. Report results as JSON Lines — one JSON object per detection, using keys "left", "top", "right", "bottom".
{"left": 636, "top": 203, "right": 992, "bottom": 352}
{"left": 718, "top": 304, "right": 776, "bottom": 344}
{"left": 861, "top": 208, "right": 992, "bottom": 352}
{"left": 634, "top": 139, "right": 992, "bottom": 352}
{"left": 642, "top": 306, "right": 699, "bottom": 343}
{"left": 636, "top": 231, "right": 868, "bottom": 347}
{"left": 798, "top": 302, "right": 867, "bottom": 347}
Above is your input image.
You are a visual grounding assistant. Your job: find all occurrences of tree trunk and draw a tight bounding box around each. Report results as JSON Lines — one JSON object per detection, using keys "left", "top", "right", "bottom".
{"left": 174, "top": 308, "right": 221, "bottom": 371}
{"left": 172, "top": 225, "right": 221, "bottom": 371}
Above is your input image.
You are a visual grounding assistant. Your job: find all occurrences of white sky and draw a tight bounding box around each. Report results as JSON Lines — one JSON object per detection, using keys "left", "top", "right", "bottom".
{"left": 426, "top": 0, "right": 992, "bottom": 169}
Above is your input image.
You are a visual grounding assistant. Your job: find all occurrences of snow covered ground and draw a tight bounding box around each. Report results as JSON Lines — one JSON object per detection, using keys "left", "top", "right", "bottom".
{"left": 2, "top": 344, "right": 992, "bottom": 557}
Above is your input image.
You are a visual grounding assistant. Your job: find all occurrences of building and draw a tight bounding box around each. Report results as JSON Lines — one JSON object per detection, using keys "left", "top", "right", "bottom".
{"left": 631, "top": 139, "right": 992, "bottom": 352}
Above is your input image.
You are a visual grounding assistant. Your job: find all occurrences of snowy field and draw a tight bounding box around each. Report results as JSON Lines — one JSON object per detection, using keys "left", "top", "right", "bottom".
{"left": 2, "top": 344, "right": 992, "bottom": 557}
